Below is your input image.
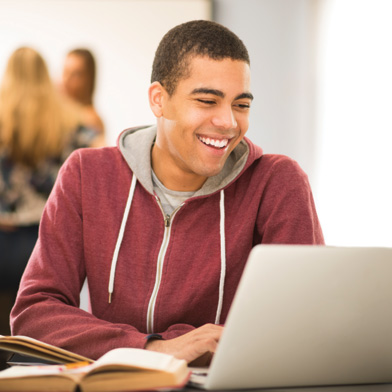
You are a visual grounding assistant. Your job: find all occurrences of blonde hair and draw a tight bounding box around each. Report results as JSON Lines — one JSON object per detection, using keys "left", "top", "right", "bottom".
{"left": 0, "top": 47, "right": 81, "bottom": 166}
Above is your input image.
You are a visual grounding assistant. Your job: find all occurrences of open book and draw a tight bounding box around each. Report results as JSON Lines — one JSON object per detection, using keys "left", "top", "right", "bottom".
{"left": 0, "top": 346, "right": 190, "bottom": 392}
{"left": 0, "top": 335, "right": 92, "bottom": 364}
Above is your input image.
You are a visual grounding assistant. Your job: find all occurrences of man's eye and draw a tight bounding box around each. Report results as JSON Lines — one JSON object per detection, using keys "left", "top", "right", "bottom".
{"left": 197, "top": 99, "right": 215, "bottom": 105}
{"left": 236, "top": 103, "right": 251, "bottom": 109}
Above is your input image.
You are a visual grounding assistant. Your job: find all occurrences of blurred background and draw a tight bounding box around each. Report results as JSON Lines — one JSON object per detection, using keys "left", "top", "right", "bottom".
{"left": 1, "top": 0, "right": 391, "bottom": 248}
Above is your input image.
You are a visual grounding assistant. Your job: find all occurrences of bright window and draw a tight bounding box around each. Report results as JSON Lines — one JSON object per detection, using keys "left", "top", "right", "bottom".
{"left": 315, "top": 0, "right": 392, "bottom": 246}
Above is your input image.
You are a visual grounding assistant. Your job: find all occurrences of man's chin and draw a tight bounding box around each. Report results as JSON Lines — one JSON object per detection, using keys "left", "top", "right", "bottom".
{"left": 201, "top": 166, "right": 225, "bottom": 179}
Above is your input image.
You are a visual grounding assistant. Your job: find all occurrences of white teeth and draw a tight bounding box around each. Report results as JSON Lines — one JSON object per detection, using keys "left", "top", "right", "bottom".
{"left": 198, "top": 136, "right": 228, "bottom": 148}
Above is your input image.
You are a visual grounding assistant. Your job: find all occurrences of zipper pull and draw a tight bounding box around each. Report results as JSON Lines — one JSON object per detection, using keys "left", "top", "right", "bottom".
{"left": 164, "top": 214, "right": 171, "bottom": 227}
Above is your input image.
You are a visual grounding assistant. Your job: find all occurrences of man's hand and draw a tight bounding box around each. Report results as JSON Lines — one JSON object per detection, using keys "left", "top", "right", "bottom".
{"left": 145, "top": 323, "right": 223, "bottom": 364}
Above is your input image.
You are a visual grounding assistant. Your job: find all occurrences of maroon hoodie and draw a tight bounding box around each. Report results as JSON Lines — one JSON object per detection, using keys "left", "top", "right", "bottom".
{"left": 11, "top": 126, "right": 324, "bottom": 359}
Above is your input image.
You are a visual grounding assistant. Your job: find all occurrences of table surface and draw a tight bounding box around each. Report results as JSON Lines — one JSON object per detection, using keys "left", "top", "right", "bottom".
{"left": 180, "top": 385, "right": 392, "bottom": 392}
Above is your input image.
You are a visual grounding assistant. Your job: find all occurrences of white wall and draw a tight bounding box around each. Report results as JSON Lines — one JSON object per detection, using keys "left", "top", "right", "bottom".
{"left": 0, "top": 0, "right": 211, "bottom": 146}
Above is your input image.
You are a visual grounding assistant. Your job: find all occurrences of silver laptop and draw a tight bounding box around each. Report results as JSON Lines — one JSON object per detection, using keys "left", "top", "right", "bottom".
{"left": 190, "top": 245, "right": 392, "bottom": 390}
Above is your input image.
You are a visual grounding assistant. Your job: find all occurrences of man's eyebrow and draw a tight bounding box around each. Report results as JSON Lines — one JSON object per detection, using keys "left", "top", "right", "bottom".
{"left": 235, "top": 92, "right": 254, "bottom": 101}
{"left": 191, "top": 88, "right": 254, "bottom": 101}
{"left": 191, "top": 88, "right": 224, "bottom": 98}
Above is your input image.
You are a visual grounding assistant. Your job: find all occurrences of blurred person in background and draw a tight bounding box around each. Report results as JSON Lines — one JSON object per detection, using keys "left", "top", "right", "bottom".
{"left": 61, "top": 48, "right": 105, "bottom": 142}
{"left": 0, "top": 47, "right": 99, "bottom": 335}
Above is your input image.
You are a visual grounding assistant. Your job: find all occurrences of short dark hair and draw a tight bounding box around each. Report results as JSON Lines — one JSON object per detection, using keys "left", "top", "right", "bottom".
{"left": 151, "top": 20, "right": 250, "bottom": 95}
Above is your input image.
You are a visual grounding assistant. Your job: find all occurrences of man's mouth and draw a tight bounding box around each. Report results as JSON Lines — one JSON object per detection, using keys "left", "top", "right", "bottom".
{"left": 197, "top": 135, "right": 229, "bottom": 149}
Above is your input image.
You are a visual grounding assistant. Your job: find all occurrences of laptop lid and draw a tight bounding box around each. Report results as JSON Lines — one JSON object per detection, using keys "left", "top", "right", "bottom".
{"left": 203, "top": 245, "right": 392, "bottom": 390}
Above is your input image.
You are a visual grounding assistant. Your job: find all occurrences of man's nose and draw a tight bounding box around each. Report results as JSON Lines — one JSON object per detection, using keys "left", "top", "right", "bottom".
{"left": 211, "top": 106, "right": 237, "bottom": 130}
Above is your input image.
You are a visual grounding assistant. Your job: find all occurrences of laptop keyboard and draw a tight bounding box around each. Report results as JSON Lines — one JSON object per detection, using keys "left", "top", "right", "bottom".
{"left": 189, "top": 368, "right": 209, "bottom": 387}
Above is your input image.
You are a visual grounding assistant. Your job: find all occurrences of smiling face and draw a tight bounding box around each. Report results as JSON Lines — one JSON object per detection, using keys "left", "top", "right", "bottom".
{"left": 150, "top": 56, "right": 252, "bottom": 191}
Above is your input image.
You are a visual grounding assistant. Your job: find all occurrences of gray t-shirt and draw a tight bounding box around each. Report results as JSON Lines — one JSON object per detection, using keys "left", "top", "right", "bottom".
{"left": 151, "top": 170, "right": 195, "bottom": 216}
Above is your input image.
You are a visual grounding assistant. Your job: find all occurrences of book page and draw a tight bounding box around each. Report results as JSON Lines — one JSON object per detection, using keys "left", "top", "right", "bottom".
{"left": 91, "top": 348, "right": 186, "bottom": 373}
{"left": 0, "top": 363, "right": 84, "bottom": 379}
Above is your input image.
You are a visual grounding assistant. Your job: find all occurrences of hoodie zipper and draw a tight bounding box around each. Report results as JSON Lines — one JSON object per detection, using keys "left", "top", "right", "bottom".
{"left": 146, "top": 197, "right": 184, "bottom": 334}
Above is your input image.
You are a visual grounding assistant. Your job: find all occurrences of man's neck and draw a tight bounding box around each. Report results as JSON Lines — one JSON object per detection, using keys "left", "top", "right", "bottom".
{"left": 151, "top": 145, "right": 206, "bottom": 192}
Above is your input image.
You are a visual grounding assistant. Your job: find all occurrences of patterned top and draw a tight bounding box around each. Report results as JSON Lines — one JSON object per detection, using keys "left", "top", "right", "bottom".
{"left": 0, "top": 125, "right": 97, "bottom": 226}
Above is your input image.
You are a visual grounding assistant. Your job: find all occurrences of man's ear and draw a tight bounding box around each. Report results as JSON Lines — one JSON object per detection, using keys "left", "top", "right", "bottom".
{"left": 148, "top": 81, "right": 165, "bottom": 117}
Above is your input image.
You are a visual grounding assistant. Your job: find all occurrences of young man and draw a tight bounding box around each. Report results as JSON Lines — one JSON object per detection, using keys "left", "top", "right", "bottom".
{"left": 11, "top": 20, "right": 324, "bottom": 363}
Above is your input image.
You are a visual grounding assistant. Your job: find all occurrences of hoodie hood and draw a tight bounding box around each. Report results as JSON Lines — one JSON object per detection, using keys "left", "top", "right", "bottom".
{"left": 117, "top": 125, "right": 263, "bottom": 196}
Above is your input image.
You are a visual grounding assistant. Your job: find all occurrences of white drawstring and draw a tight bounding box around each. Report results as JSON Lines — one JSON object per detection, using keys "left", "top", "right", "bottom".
{"left": 215, "top": 190, "right": 226, "bottom": 324}
{"left": 108, "top": 175, "right": 137, "bottom": 303}
{"left": 107, "top": 178, "right": 227, "bottom": 320}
